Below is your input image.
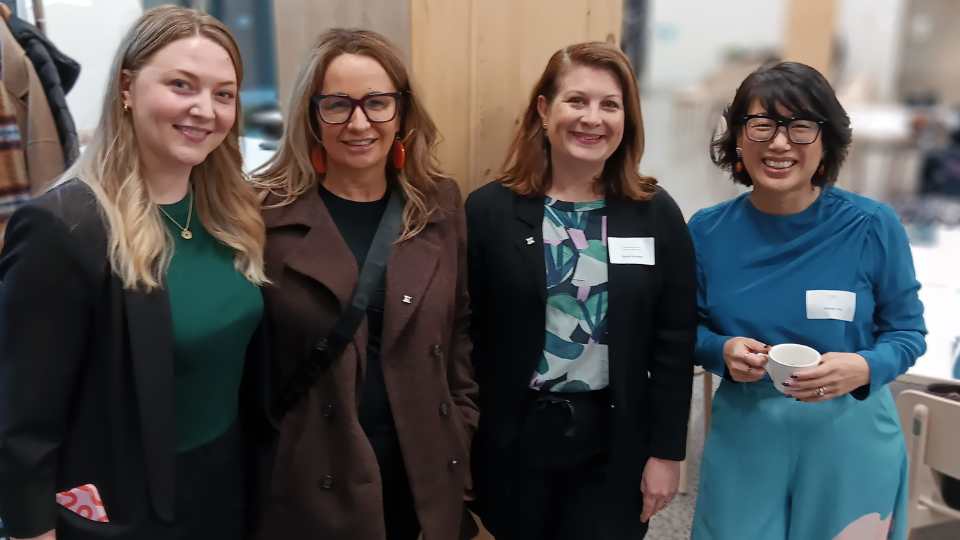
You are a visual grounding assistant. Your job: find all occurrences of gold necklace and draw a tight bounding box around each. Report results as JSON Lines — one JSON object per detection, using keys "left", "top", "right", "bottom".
{"left": 158, "top": 188, "right": 194, "bottom": 240}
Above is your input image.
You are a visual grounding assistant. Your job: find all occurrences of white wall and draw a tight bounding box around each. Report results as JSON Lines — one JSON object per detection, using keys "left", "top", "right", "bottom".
{"left": 43, "top": 0, "right": 142, "bottom": 134}
{"left": 645, "top": 0, "right": 786, "bottom": 91}
{"left": 16, "top": 0, "right": 34, "bottom": 22}
{"left": 645, "top": 0, "right": 905, "bottom": 97}
{"left": 836, "top": 0, "right": 905, "bottom": 102}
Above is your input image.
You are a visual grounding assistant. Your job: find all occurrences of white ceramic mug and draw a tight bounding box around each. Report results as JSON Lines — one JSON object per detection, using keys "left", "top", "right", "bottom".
{"left": 766, "top": 343, "right": 821, "bottom": 393}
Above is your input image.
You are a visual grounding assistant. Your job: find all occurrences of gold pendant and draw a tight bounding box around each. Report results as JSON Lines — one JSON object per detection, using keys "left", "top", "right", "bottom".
{"left": 181, "top": 229, "right": 193, "bottom": 240}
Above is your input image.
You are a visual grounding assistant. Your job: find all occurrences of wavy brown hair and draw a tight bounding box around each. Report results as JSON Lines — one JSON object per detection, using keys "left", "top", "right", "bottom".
{"left": 500, "top": 41, "right": 656, "bottom": 200}
{"left": 252, "top": 29, "right": 448, "bottom": 241}
{"left": 64, "top": 5, "right": 267, "bottom": 291}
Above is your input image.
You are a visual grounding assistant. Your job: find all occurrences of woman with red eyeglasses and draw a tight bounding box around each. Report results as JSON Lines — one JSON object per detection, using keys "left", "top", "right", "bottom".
{"left": 250, "top": 29, "right": 477, "bottom": 540}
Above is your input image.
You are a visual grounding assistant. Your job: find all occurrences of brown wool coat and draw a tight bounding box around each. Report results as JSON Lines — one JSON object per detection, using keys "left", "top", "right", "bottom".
{"left": 0, "top": 9, "right": 65, "bottom": 194}
{"left": 255, "top": 178, "right": 478, "bottom": 540}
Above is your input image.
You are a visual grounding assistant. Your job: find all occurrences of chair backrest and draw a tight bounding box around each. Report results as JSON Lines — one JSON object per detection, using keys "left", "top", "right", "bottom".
{"left": 897, "top": 389, "right": 960, "bottom": 480}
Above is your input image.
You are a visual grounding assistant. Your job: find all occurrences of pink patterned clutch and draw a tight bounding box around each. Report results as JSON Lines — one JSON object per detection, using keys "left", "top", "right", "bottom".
{"left": 56, "top": 484, "right": 109, "bottom": 523}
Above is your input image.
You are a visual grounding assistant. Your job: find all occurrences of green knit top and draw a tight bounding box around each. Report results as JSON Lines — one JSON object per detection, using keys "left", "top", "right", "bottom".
{"left": 159, "top": 192, "right": 263, "bottom": 452}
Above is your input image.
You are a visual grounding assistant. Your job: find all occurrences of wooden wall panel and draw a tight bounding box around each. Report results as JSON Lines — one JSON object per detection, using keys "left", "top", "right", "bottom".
{"left": 410, "top": 0, "right": 474, "bottom": 190}
{"left": 273, "top": 0, "right": 411, "bottom": 111}
{"left": 783, "top": 0, "right": 836, "bottom": 77}
{"left": 273, "top": 0, "right": 622, "bottom": 193}
{"left": 412, "top": 0, "right": 622, "bottom": 192}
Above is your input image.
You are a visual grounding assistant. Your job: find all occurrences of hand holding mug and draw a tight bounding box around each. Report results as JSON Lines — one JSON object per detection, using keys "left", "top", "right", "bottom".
{"left": 783, "top": 352, "right": 870, "bottom": 402}
{"left": 722, "top": 337, "right": 769, "bottom": 382}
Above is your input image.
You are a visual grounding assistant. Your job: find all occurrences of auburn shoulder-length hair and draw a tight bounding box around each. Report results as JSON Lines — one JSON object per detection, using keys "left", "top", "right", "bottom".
{"left": 63, "top": 5, "right": 266, "bottom": 291}
{"left": 500, "top": 41, "right": 656, "bottom": 200}
{"left": 253, "top": 29, "right": 448, "bottom": 242}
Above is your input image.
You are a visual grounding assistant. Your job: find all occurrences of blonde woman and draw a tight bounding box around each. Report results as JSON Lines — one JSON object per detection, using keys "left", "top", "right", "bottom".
{"left": 252, "top": 29, "right": 477, "bottom": 540}
{"left": 0, "top": 7, "right": 267, "bottom": 540}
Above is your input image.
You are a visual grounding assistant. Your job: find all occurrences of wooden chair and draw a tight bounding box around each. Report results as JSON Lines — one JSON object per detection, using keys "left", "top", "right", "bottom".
{"left": 895, "top": 389, "right": 960, "bottom": 537}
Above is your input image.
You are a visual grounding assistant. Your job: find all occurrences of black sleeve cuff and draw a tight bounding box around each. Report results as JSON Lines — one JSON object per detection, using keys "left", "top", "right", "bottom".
{"left": 850, "top": 383, "right": 871, "bottom": 401}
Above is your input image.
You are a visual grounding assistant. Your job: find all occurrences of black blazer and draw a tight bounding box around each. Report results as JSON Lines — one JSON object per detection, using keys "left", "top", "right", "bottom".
{"left": 465, "top": 182, "right": 696, "bottom": 530}
{"left": 0, "top": 180, "right": 268, "bottom": 540}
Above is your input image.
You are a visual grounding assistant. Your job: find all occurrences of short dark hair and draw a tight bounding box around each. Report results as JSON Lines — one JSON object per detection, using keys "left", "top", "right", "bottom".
{"left": 711, "top": 61, "right": 852, "bottom": 187}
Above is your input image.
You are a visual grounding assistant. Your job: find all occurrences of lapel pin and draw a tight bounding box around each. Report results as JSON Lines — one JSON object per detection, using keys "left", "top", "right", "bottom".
{"left": 402, "top": 295, "right": 413, "bottom": 304}
{"left": 525, "top": 236, "right": 535, "bottom": 245}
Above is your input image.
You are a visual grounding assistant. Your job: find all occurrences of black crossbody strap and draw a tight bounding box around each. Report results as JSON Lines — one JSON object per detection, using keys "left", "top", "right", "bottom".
{"left": 276, "top": 185, "right": 405, "bottom": 416}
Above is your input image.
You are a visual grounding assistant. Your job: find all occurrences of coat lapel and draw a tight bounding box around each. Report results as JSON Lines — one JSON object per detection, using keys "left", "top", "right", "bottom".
{"left": 605, "top": 195, "right": 655, "bottom": 291}
{"left": 514, "top": 194, "right": 547, "bottom": 302}
{"left": 263, "top": 188, "right": 358, "bottom": 310}
{"left": 380, "top": 214, "right": 442, "bottom": 354}
{"left": 604, "top": 196, "right": 656, "bottom": 399}
{"left": 124, "top": 288, "right": 175, "bottom": 523}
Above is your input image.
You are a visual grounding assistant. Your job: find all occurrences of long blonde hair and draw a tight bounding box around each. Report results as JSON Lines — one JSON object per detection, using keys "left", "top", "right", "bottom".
{"left": 64, "top": 6, "right": 266, "bottom": 291}
{"left": 252, "top": 29, "right": 448, "bottom": 241}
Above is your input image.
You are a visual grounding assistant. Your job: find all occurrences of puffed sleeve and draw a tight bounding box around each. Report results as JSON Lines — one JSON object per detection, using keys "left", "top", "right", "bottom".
{"left": 853, "top": 204, "right": 926, "bottom": 398}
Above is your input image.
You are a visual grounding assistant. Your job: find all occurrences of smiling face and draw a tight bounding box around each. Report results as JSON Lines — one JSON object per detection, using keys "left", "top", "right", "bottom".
{"left": 122, "top": 35, "right": 238, "bottom": 179}
{"left": 316, "top": 53, "right": 400, "bottom": 176}
{"left": 738, "top": 99, "right": 824, "bottom": 197}
{"left": 538, "top": 64, "right": 625, "bottom": 172}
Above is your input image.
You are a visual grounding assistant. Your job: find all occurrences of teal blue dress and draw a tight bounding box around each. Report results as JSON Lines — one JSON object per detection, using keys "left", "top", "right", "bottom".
{"left": 689, "top": 187, "right": 926, "bottom": 540}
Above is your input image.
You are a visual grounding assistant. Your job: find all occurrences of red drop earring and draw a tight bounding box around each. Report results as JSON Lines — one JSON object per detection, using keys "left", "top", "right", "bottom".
{"left": 391, "top": 138, "right": 406, "bottom": 171}
{"left": 310, "top": 145, "right": 326, "bottom": 174}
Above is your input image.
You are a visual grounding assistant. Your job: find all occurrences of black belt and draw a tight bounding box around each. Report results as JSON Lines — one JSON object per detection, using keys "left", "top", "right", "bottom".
{"left": 519, "top": 388, "right": 612, "bottom": 468}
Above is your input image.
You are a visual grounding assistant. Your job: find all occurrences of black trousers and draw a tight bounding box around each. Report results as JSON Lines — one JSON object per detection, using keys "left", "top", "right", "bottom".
{"left": 478, "top": 390, "right": 648, "bottom": 540}
{"left": 175, "top": 422, "right": 245, "bottom": 540}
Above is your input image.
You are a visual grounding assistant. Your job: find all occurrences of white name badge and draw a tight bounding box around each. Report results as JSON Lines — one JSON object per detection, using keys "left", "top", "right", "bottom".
{"left": 608, "top": 237, "right": 655, "bottom": 265}
{"left": 806, "top": 290, "right": 856, "bottom": 322}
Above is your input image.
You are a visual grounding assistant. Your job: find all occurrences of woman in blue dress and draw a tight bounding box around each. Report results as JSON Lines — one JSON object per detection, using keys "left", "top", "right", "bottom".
{"left": 690, "top": 61, "right": 926, "bottom": 540}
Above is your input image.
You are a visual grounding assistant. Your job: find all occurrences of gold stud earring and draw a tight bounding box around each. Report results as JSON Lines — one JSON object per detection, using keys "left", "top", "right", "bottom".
{"left": 123, "top": 102, "right": 130, "bottom": 112}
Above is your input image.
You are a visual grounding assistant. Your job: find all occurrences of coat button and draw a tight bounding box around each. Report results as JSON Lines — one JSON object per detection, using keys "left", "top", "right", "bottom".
{"left": 448, "top": 458, "right": 460, "bottom": 470}
{"left": 431, "top": 344, "right": 443, "bottom": 359}
{"left": 322, "top": 403, "right": 335, "bottom": 418}
{"left": 314, "top": 337, "right": 328, "bottom": 351}
{"left": 609, "top": 401, "right": 616, "bottom": 409}
{"left": 439, "top": 402, "right": 450, "bottom": 416}
{"left": 319, "top": 474, "right": 334, "bottom": 489}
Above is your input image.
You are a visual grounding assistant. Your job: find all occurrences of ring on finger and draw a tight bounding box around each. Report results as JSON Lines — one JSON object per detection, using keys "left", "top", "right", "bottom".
{"left": 816, "top": 386, "right": 826, "bottom": 397}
